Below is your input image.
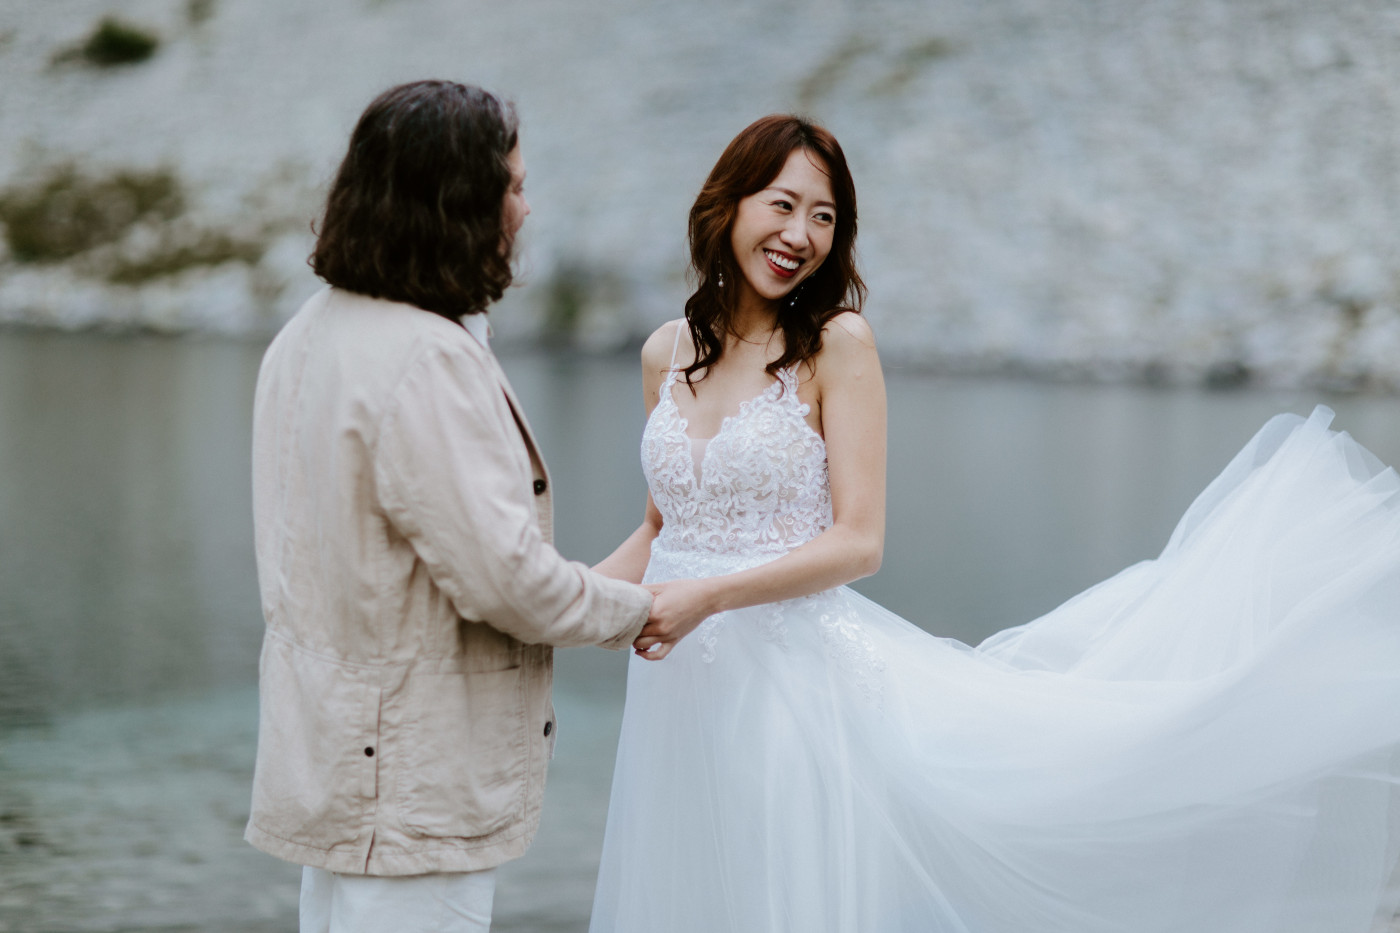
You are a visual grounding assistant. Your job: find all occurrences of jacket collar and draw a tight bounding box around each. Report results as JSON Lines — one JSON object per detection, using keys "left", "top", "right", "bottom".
{"left": 464, "top": 333, "right": 549, "bottom": 481}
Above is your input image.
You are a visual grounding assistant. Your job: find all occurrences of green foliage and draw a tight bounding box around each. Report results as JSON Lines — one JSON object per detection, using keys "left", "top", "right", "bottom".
{"left": 869, "top": 37, "right": 956, "bottom": 97}
{"left": 186, "top": 0, "right": 216, "bottom": 26}
{"left": 0, "top": 166, "right": 184, "bottom": 263}
{"left": 542, "top": 263, "right": 589, "bottom": 342}
{"left": 1204, "top": 360, "right": 1251, "bottom": 390}
{"left": 104, "top": 231, "right": 266, "bottom": 284}
{"left": 796, "top": 36, "right": 879, "bottom": 111}
{"left": 0, "top": 164, "right": 271, "bottom": 284}
{"left": 79, "top": 18, "right": 160, "bottom": 66}
{"left": 797, "top": 34, "right": 957, "bottom": 108}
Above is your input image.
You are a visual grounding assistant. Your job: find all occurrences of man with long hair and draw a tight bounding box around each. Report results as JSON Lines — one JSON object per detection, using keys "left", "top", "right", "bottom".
{"left": 246, "top": 81, "right": 654, "bottom": 933}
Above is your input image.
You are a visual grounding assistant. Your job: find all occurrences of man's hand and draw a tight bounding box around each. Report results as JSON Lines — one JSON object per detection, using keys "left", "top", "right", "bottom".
{"left": 632, "top": 578, "right": 720, "bottom": 660}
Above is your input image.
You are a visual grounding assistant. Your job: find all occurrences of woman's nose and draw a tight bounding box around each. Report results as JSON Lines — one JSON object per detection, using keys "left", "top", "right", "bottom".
{"left": 779, "top": 217, "right": 809, "bottom": 250}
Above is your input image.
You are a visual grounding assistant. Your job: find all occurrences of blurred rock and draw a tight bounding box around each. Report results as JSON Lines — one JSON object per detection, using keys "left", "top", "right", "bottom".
{"left": 1, "top": 0, "right": 1398, "bottom": 390}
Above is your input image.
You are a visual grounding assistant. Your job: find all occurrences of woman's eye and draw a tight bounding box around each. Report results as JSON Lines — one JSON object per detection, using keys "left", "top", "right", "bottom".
{"left": 771, "top": 199, "right": 793, "bottom": 211}
{"left": 814, "top": 211, "right": 835, "bottom": 224}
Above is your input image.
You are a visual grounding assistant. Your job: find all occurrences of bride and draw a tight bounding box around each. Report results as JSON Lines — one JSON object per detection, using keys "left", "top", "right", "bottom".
{"left": 589, "top": 115, "right": 1400, "bottom": 932}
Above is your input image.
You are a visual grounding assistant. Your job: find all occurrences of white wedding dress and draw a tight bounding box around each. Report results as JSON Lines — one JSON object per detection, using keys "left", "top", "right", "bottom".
{"left": 589, "top": 360, "right": 1400, "bottom": 933}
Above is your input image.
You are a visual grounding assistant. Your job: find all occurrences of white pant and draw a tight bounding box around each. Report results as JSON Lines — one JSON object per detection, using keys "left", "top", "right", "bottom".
{"left": 300, "top": 865, "right": 496, "bottom": 933}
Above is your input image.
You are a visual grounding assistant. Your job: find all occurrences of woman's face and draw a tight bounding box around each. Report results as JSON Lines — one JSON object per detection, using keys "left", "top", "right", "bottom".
{"left": 728, "top": 148, "right": 836, "bottom": 307}
{"left": 501, "top": 144, "right": 530, "bottom": 244}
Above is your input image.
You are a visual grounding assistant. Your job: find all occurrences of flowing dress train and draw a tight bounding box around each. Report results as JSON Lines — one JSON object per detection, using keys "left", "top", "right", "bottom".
{"left": 589, "top": 363, "right": 1400, "bottom": 933}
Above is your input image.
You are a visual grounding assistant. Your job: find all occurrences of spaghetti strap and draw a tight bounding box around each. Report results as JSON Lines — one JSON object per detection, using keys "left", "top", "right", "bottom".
{"left": 668, "top": 321, "right": 685, "bottom": 369}
{"left": 660, "top": 321, "right": 687, "bottom": 391}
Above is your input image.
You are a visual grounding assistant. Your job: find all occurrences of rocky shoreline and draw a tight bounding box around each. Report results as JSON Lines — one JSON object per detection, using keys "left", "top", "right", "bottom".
{"left": 3, "top": 0, "right": 1400, "bottom": 389}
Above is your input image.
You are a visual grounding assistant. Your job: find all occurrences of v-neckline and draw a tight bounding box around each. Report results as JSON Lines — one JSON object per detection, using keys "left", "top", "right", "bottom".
{"left": 660, "top": 368, "right": 822, "bottom": 491}
{"left": 645, "top": 366, "right": 829, "bottom": 496}
{"left": 667, "top": 373, "right": 786, "bottom": 443}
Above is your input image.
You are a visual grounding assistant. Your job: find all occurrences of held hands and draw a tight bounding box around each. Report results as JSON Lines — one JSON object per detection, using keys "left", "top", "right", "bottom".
{"left": 633, "top": 578, "right": 720, "bottom": 660}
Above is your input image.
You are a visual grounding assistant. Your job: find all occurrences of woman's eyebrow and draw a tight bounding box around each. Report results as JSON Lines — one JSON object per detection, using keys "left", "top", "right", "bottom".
{"left": 766, "top": 186, "right": 837, "bottom": 210}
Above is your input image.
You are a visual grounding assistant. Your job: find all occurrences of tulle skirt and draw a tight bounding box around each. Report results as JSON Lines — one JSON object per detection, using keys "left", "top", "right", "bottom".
{"left": 590, "top": 408, "right": 1400, "bottom": 933}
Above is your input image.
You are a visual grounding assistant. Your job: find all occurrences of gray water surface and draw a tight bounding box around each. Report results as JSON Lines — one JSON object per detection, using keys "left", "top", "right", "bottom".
{"left": 1, "top": 331, "right": 1396, "bottom": 932}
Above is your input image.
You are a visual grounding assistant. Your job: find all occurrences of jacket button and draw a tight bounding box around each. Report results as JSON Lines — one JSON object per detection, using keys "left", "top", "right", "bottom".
{"left": 533, "top": 479, "right": 547, "bottom": 496}
{"left": 364, "top": 747, "right": 375, "bottom": 757}
{"left": 543, "top": 721, "right": 553, "bottom": 737}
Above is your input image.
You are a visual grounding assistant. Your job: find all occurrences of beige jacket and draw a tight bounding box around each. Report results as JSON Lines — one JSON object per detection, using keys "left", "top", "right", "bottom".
{"left": 245, "top": 288, "right": 651, "bottom": 876}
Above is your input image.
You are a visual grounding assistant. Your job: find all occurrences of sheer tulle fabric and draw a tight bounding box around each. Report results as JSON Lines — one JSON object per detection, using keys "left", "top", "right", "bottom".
{"left": 591, "top": 397, "right": 1400, "bottom": 933}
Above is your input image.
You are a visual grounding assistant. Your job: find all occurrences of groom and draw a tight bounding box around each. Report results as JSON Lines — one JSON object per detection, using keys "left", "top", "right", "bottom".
{"left": 246, "top": 81, "right": 657, "bottom": 932}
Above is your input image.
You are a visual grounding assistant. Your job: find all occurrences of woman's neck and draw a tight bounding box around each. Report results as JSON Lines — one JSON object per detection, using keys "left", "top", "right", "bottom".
{"left": 728, "top": 298, "right": 779, "bottom": 347}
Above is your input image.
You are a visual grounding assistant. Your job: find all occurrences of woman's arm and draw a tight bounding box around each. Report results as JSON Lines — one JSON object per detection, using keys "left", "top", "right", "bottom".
{"left": 634, "top": 312, "right": 886, "bottom": 658}
{"left": 592, "top": 321, "right": 681, "bottom": 584}
{"left": 593, "top": 495, "right": 663, "bottom": 583}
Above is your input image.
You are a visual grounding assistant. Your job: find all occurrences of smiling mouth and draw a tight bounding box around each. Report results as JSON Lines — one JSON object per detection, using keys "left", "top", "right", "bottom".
{"left": 764, "top": 249, "right": 801, "bottom": 277}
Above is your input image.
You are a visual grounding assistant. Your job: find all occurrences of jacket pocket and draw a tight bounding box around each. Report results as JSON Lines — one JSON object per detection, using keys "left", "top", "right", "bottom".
{"left": 393, "top": 665, "right": 527, "bottom": 839}
{"left": 250, "top": 635, "right": 380, "bottom": 851}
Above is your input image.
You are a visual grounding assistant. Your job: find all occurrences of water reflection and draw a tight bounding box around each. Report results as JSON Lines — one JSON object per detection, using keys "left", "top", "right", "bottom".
{"left": 0, "top": 331, "right": 1397, "bottom": 930}
{"left": 0, "top": 332, "right": 265, "bottom": 729}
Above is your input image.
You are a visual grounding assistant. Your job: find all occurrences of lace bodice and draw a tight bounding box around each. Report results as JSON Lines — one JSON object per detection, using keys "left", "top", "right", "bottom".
{"left": 641, "top": 363, "right": 833, "bottom": 573}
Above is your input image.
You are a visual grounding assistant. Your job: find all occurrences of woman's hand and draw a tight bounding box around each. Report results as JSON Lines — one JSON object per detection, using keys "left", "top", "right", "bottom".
{"left": 632, "top": 578, "right": 721, "bottom": 660}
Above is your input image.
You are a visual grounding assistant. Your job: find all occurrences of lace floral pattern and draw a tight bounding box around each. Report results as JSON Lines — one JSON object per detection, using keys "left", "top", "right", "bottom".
{"left": 643, "top": 364, "right": 883, "bottom": 686}
{"left": 642, "top": 367, "right": 832, "bottom": 560}
{"left": 811, "top": 593, "right": 887, "bottom": 705}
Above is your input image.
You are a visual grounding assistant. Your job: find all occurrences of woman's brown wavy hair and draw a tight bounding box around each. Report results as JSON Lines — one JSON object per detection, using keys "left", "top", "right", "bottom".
{"left": 681, "top": 114, "right": 865, "bottom": 385}
{"left": 311, "top": 81, "right": 519, "bottom": 321}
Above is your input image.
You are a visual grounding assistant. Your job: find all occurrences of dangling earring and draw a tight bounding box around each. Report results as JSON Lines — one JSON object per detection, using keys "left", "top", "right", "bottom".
{"left": 789, "top": 281, "right": 804, "bottom": 309}
{"left": 716, "top": 269, "right": 725, "bottom": 288}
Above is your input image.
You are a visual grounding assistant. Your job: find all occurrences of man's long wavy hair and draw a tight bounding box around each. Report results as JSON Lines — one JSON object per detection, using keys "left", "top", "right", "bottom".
{"left": 311, "top": 81, "right": 519, "bottom": 322}
{"left": 681, "top": 114, "right": 865, "bottom": 385}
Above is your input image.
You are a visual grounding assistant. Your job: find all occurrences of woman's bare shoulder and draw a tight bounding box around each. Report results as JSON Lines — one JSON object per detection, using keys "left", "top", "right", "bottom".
{"left": 821, "top": 310, "right": 876, "bottom": 351}
{"left": 801, "top": 312, "right": 879, "bottom": 395}
{"left": 809, "top": 312, "right": 878, "bottom": 379}
{"left": 641, "top": 318, "right": 688, "bottom": 371}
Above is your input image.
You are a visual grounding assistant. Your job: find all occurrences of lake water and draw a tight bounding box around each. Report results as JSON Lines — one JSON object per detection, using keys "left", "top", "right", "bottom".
{"left": 1, "top": 330, "right": 1397, "bottom": 932}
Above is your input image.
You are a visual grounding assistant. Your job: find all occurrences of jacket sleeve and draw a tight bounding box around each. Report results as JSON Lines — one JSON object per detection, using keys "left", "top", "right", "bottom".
{"left": 373, "top": 344, "right": 651, "bottom": 649}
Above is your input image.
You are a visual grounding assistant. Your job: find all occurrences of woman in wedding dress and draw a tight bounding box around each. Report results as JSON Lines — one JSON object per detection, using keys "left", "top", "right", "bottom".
{"left": 588, "top": 115, "right": 1400, "bottom": 933}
